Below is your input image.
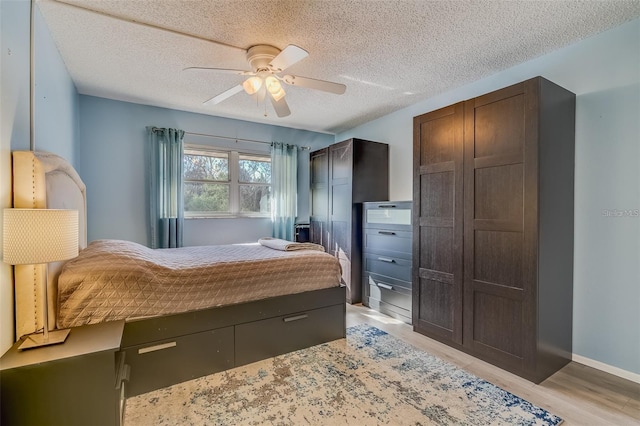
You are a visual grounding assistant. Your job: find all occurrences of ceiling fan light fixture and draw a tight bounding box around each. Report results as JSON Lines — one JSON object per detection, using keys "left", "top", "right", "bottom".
{"left": 265, "top": 76, "right": 286, "bottom": 101}
{"left": 242, "top": 76, "right": 263, "bottom": 95}
{"left": 189, "top": 44, "right": 344, "bottom": 116}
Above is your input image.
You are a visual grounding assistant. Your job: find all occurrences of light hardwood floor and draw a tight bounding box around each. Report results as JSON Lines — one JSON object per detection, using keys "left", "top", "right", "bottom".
{"left": 346, "top": 304, "right": 640, "bottom": 425}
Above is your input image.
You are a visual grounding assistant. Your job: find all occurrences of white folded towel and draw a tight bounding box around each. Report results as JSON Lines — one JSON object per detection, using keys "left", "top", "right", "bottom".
{"left": 258, "top": 237, "right": 325, "bottom": 252}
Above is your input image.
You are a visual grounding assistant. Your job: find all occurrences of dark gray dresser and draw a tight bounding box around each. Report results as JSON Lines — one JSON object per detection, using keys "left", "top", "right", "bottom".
{"left": 362, "top": 201, "right": 412, "bottom": 324}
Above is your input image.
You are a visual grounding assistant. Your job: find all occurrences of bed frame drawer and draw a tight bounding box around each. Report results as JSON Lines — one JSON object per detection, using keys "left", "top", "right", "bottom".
{"left": 235, "top": 304, "right": 345, "bottom": 366}
{"left": 123, "top": 326, "right": 234, "bottom": 396}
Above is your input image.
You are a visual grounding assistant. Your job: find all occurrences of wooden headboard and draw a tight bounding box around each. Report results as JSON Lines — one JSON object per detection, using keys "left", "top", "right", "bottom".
{"left": 12, "top": 151, "right": 87, "bottom": 339}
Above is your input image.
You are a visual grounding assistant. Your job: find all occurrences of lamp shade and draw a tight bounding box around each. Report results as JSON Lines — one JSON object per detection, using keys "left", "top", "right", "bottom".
{"left": 265, "top": 76, "right": 286, "bottom": 101}
{"left": 242, "top": 76, "right": 263, "bottom": 95}
{"left": 2, "top": 209, "right": 78, "bottom": 265}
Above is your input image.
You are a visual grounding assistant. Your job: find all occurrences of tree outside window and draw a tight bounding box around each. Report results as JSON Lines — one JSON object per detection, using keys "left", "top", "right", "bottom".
{"left": 183, "top": 146, "right": 271, "bottom": 217}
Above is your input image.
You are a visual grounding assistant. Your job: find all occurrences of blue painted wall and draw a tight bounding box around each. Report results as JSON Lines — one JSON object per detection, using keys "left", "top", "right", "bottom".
{"left": 34, "top": 6, "right": 80, "bottom": 165}
{"left": 78, "top": 95, "right": 333, "bottom": 246}
{"left": 0, "top": 1, "right": 79, "bottom": 353}
{"left": 336, "top": 19, "right": 640, "bottom": 376}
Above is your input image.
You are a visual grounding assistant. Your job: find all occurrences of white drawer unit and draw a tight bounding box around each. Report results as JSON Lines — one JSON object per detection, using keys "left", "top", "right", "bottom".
{"left": 362, "top": 201, "right": 412, "bottom": 324}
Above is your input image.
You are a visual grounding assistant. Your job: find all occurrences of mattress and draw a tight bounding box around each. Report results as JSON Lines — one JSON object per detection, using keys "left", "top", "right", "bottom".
{"left": 57, "top": 239, "right": 342, "bottom": 328}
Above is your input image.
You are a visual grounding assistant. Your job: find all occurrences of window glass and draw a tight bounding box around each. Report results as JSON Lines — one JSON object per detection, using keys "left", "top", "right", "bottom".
{"left": 239, "top": 154, "right": 271, "bottom": 184}
{"left": 240, "top": 185, "right": 271, "bottom": 213}
{"left": 183, "top": 150, "right": 229, "bottom": 181}
{"left": 183, "top": 146, "right": 271, "bottom": 217}
{"left": 184, "top": 182, "right": 230, "bottom": 212}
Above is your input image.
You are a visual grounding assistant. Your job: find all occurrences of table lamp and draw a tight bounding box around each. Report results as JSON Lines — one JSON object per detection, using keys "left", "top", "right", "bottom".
{"left": 2, "top": 208, "right": 78, "bottom": 350}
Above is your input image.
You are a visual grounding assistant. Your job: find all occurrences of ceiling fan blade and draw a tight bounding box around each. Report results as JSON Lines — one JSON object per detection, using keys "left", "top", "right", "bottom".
{"left": 282, "top": 75, "right": 346, "bottom": 95}
{"left": 269, "top": 45, "right": 309, "bottom": 72}
{"left": 269, "top": 93, "right": 291, "bottom": 117}
{"left": 184, "top": 67, "right": 254, "bottom": 76}
{"left": 203, "top": 85, "right": 244, "bottom": 105}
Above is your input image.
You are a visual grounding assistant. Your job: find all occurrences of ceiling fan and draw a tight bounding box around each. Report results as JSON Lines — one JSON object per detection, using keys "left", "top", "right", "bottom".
{"left": 185, "top": 45, "right": 346, "bottom": 118}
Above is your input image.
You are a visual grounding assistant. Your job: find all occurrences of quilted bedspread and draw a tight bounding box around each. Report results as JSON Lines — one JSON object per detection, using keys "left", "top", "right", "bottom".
{"left": 57, "top": 239, "right": 342, "bottom": 328}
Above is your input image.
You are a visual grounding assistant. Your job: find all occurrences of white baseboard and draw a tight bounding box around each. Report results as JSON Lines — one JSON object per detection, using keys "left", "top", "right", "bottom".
{"left": 572, "top": 354, "right": 640, "bottom": 384}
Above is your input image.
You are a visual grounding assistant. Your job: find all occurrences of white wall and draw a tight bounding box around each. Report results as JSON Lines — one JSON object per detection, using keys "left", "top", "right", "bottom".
{"left": 336, "top": 19, "right": 640, "bottom": 376}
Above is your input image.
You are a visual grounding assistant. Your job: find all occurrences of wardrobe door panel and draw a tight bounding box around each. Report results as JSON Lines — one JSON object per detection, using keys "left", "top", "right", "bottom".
{"left": 420, "top": 115, "right": 455, "bottom": 165}
{"left": 419, "top": 279, "right": 453, "bottom": 331}
{"left": 310, "top": 148, "right": 329, "bottom": 252}
{"left": 473, "top": 292, "right": 524, "bottom": 358}
{"left": 420, "top": 227, "right": 453, "bottom": 274}
{"left": 329, "top": 141, "right": 353, "bottom": 302}
{"left": 311, "top": 148, "right": 329, "bottom": 184}
{"left": 473, "top": 93, "right": 525, "bottom": 158}
{"left": 330, "top": 143, "right": 352, "bottom": 181}
{"left": 311, "top": 190, "right": 328, "bottom": 219}
{"left": 474, "top": 231, "right": 523, "bottom": 289}
{"left": 331, "top": 185, "right": 351, "bottom": 220}
{"left": 420, "top": 172, "right": 454, "bottom": 219}
{"left": 463, "top": 81, "right": 534, "bottom": 370}
{"left": 474, "top": 165, "right": 523, "bottom": 221}
{"left": 413, "top": 103, "right": 464, "bottom": 344}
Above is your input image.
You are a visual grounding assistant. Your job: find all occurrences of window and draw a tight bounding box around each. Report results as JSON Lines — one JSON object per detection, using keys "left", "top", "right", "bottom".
{"left": 183, "top": 145, "right": 271, "bottom": 217}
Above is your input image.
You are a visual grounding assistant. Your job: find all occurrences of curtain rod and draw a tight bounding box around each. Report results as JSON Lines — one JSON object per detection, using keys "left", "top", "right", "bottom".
{"left": 185, "top": 131, "right": 310, "bottom": 150}
{"left": 151, "top": 128, "right": 310, "bottom": 150}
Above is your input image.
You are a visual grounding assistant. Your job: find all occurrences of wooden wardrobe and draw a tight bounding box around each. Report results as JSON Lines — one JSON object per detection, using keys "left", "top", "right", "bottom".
{"left": 412, "top": 77, "right": 575, "bottom": 383}
{"left": 310, "top": 139, "right": 389, "bottom": 304}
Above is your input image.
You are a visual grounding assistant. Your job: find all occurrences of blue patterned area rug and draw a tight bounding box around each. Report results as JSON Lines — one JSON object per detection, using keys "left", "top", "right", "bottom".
{"left": 125, "top": 325, "right": 562, "bottom": 425}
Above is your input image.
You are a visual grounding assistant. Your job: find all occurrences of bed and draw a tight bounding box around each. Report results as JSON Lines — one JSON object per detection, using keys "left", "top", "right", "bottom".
{"left": 11, "top": 150, "right": 345, "bottom": 397}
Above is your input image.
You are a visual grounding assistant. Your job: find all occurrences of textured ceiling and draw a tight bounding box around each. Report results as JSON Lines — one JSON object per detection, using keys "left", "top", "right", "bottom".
{"left": 38, "top": 0, "right": 640, "bottom": 134}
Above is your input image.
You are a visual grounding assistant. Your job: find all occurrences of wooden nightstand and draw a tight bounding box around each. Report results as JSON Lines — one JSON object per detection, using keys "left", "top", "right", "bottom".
{"left": 1, "top": 320, "right": 125, "bottom": 426}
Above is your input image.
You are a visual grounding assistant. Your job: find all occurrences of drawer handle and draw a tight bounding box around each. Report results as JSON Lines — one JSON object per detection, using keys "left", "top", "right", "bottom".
{"left": 378, "top": 205, "right": 396, "bottom": 208}
{"left": 283, "top": 314, "right": 308, "bottom": 323}
{"left": 123, "top": 364, "right": 131, "bottom": 382}
{"left": 138, "top": 341, "right": 177, "bottom": 355}
{"left": 376, "top": 283, "right": 394, "bottom": 291}
{"left": 377, "top": 257, "right": 396, "bottom": 263}
{"left": 378, "top": 231, "right": 396, "bottom": 235}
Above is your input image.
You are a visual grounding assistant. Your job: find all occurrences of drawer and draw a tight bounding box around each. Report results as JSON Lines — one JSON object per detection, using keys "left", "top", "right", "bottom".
{"left": 364, "top": 253, "right": 412, "bottom": 282}
{"left": 363, "top": 228, "right": 412, "bottom": 259}
{"left": 365, "top": 271, "right": 411, "bottom": 291}
{"left": 367, "top": 274, "right": 412, "bottom": 311}
{"left": 123, "top": 326, "right": 234, "bottom": 397}
{"left": 368, "top": 298, "right": 411, "bottom": 324}
{"left": 363, "top": 201, "right": 412, "bottom": 231}
{"left": 235, "top": 304, "right": 344, "bottom": 366}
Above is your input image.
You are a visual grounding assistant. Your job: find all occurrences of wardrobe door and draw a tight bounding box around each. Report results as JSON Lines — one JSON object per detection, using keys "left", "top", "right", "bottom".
{"left": 412, "top": 103, "right": 464, "bottom": 344}
{"left": 310, "top": 148, "right": 329, "bottom": 252}
{"left": 329, "top": 141, "right": 355, "bottom": 301}
{"left": 462, "top": 81, "right": 538, "bottom": 371}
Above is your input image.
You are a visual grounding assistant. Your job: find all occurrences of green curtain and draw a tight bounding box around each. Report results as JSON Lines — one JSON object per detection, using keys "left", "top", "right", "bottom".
{"left": 271, "top": 142, "right": 298, "bottom": 240}
{"left": 148, "top": 127, "right": 185, "bottom": 248}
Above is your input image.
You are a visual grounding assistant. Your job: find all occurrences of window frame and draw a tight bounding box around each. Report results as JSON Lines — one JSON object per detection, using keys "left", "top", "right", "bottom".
{"left": 183, "top": 144, "right": 272, "bottom": 219}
